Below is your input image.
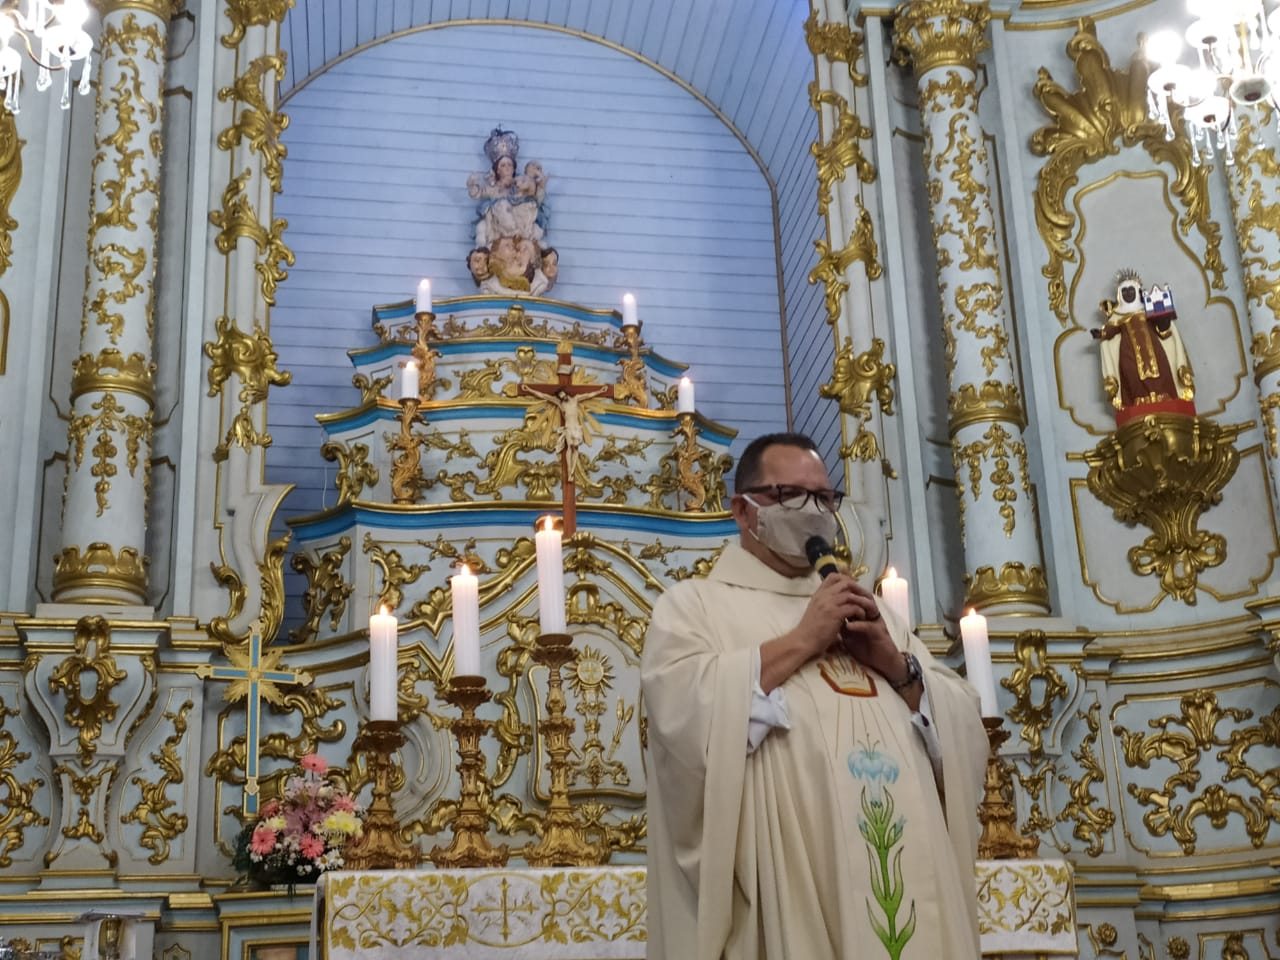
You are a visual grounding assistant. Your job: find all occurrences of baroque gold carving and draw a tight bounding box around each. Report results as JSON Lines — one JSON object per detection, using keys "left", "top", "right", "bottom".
{"left": 1116, "top": 689, "right": 1280, "bottom": 853}
{"left": 1030, "top": 20, "right": 1226, "bottom": 324}
{"left": 954, "top": 421, "right": 1030, "bottom": 538}
{"left": 1056, "top": 698, "right": 1115, "bottom": 857}
{"left": 964, "top": 562, "right": 1049, "bottom": 610}
{"left": 217, "top": 54, "right": 289, "bottom": 193}
{"left": 121, "top": 700, "right": 192, "bottom": 865}
{"left": 809, "top": 86, "right": 876, "bottom": 218}
{"left": 809, "top": 201, "right": 883, "bottom": 326}
{"left": 820, "top": 337, "right": 895, "bottom": 469}
{"left": 614, "top": 325, "right": 649, "bottom": 408}
{"left": 0, "top": 102, "right": 21, "bottom": 375}
{"left": 70, "top": 349, "right": 156, "bottom": 403}
{"left": 66, "top": 390, "right": 152, "bottom": 515}
{"left": 207, "top": 533, "right": 289, "bottom": 646}
{"left": 1082, "top": 415, "right": 1244, "bottom": 604}
{"left": 420, "top": 303, "right": 617, "bottom": 348}
{"left": 290, "top": 536, "right": 353, "bottom": 644}
{"left": 321, "top": 440, "right": 378, "bottom": 504}
{"left": 221, "top": 0, "right": 293, "bottom": 48}
{"left": 204, "top": 314, "right": 292, "bottom": 461}
{"left": 364, "top": 533, "right": 431, "bottom": 614}
{"left": 1001, "top": 630, "right": 1068, "bottom": 760}
{"left": 352, "top": 371, "right": 393, "bottom": 404}
{"left": 48, "top": 617, "right": 128, "bottom": 765}
{"left": 892, "top": 0, "right": 990, "bottom": 76}
{"left": 208, "top": 169, "right": 295, "bottom": 306}
{"left": 948, "top": 379, "right": 1026, "bottom": 433}
{"left": 52, "top": 542, "right": 148, "bottom": 602}
{"left": 804, "top": 12, "right": 869, "bottom": 87}
{"left": 0, "top": 702, "right": 48, "bottom": 867}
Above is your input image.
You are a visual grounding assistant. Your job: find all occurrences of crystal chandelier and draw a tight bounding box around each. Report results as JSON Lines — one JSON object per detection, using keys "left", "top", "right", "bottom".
{"left": 1144, "top": 0, "right": 1280, "bottom": 166}
{"left": 0, "top": 0, "right": 93, "bottom": 114}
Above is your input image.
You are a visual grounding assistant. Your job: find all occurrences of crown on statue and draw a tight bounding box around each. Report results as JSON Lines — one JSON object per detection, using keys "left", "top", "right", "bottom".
{"left": 484, "top": 127, "right": 520, "bottom": 166}
{"left": 1115, "top": 267, "right": 1143, "bottom": 286}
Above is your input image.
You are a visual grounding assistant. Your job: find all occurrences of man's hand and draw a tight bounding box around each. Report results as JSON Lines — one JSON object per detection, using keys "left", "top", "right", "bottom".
{"left": 758, "top": 575, "right": 864, "bottom": 693}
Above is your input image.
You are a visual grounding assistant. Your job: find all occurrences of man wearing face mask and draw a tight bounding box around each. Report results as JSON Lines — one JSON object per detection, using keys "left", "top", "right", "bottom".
{"left": 641, "top": 432, "right": 988, "bottom": 960}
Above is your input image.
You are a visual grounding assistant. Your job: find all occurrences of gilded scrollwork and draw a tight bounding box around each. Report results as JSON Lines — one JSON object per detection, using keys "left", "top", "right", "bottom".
{"left": 566, "top": 645, "right": 634, "bottom": 791}
{"left": 948, "top": 379, "right": 1026, "bottom": 433}
{"left": 1082, "top": 415, "right": 1244, "bottom": 604}
{"left": 820, "top": 337, "right": 895, "bottom": 469}
{"left": 121, "top": 700, "right": 192, "bottom": 865}
{"left": 204, "top": 314, "right": 292, "bottom": 461}
{"left": 953, "top": 421, "right": 1027, "bottom": 537}
{"left": 70, "top": 349, "right": 155, "bottom": 402}
{"left": 614, "top": 325, "right": 649, "bottom": 408}
{"left": 1056, "top": 698, "right": 1115, "bottom": 857}
{"left": 964, "top": 561, "right": 1049, "bottom": 609}
{"left": 363, "top": 532, "right": 431, "bottom": 614}
{"left": 321, "top": 440, "right": 379, "bottom": 504}
{"left": 804, "top": 12, "right": 869, "bottom": 87}
{"left": 216, "top": 54, "right": 289, "bottom": 193}
{"left": 0, "top": 702, "right": 48, "bottom": 867}
{"left": 1030, "top": 20, "right": 1225, "bottom": 325}
{"left": 207, "top": 534, "right": 289, "bottom": 646}
{"left": 809, "top": 201, "right": 883, "bottom": 326}
{"left": 47, "top": 617, "right": 129, "bottom": 765}
{"left": 427, "top": 303, "right": 616, "bottom": 347}
{"left": 53, "top": 542, "right": 148, "bottom": 598}
{"left": 221, "top": 0, "right": 293, "bottom": 48}
{"left": 642, "top": 421, "right": 732, "bottom": 513}
{"left": 0, "top": 103, "right": 20, "bottom": 374}
{"left": 1001, "top": 631, "right": 1069, "bottom": 760}
{"left": 66, "top": 390, "right": 152, "bottom": 516}
{"left": 808, "top": 86, "right": 876, "bottom": 218}
{"left": 290, "top": 536, "right": 353, "bottom": 643}
{"left": 352, "top": 371, "right": 393, "bottom": 404}
{"left": 209, "top": 168, "right": 295, "bottom": 306}
{"left": 1115, "top": 688, "right": 1280, "bottom": 853}
{"left": 892, "top": 0, "right": 991, "bottom": 76}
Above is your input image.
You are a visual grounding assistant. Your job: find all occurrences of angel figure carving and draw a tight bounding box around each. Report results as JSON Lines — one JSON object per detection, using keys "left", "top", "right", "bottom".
{"left": 466, "top": 128, "right": 556, "bottom": 297}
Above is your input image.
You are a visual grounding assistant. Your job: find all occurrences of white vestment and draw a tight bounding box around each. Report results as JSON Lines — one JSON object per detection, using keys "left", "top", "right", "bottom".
{"left": 641, "top": 543, "right": 989, "bottom": 960}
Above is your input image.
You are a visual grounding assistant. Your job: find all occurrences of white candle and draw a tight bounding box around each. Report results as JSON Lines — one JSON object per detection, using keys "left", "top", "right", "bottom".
{"left": 369, "top": 605, "right": 398, "bottom": 722}
{"left": 535, "top": 516, "right": 567, "bottom": 634}
{"left": 415, "top": 277, "right": 433, "bottom": 314}
{"left": 399, "top": 361, "right": 418, "bottom": 400}
{"left": 960, "top": 608, "right": 999, "bottom": 717}
{"left": 621, "top": 292, "right": 638, "bottom": 327}
{"left": 880, "top": 567, "right": 910, "bottom": 629}
{"left": 677, "top": 376, "right": 695, "bottom": 414}
{"left": 450, "top": 564, "right": 481, "bottom": 676}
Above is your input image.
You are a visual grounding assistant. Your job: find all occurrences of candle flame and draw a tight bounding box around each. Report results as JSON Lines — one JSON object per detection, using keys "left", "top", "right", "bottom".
{"left": 406, "top": 361, "right": 417, "bottom": 371}
{"left": 623, "top": 292, "right": 635, "bottom": 303}
{"left": 681, "top": 375, "right": 691, "bottom": 386}
{"left": 542, "top": 516, "right": 554, "bottom": 532}
{"left": 379, "top": 604, "right": 388, "bottom": 616}
{"left": 887, "top": 566, "right": 897, "bottom": 578}
{"left": 460, "top": 563, "right": 471, "bottom": 576}
{"left": 967, "top": 607, "right": 977, "bottom": 617}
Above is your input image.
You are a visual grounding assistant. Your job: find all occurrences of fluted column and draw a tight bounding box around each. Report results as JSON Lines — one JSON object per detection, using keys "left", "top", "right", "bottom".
{"left": 1225, "top": 112, "right": 1280, "bottom": 518}
{"left": 893, "top": 0, "right": 1048, "bottom": 613}
{"left": 54, "top": 1, "right": 172, "bottom": 603}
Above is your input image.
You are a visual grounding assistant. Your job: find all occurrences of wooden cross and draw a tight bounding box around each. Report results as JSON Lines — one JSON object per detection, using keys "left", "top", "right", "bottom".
{"left": 521, "top": 342, "right": 615, "bottom": 536}
{"left": 197, "top": 618, "right": 313, "bottom": 818}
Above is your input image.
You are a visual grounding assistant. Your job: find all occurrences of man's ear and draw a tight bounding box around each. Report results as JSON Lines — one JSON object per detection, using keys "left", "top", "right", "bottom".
{"left": 729, "top": 494, "right": 751, "bottom": 528}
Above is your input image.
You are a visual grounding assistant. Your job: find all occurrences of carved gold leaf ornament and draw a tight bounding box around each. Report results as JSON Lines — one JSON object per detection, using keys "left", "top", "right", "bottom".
{"left": 321, "top": 440, "right": 379, "bottom": 504}
{"left": 217, "top": 53, "right": 289, "bottom": 193}
{"left": 290, "top": 536, "right": 353, "bottom": 643}
{"left": 52, "top": 542, "right": 148, "bottom": 599}
{"left": 0, "top": 102, "right": 20, "bottom": 376}
{"left": 352, "top": 371, "right": 394, "bottom": 404}
{"left": 207, "top": 534, "right": 289, "bottom": 647}
{"left": 121, "top": 700, "right": 192, "bottom": 864}
{"left": 1115, "top": 688, "right": 1280, "bottom": 853}
{"left": 948, "top": 379, "right": 1026, "bottom": 433}
{"left": 1001, "top": 630, "right": 1069, "bottom": 759}
{"left": 1082, "top": 415, "right": 1245, "bottom": 604}
{"left": 964, "top": 561, "right": 1049, "bottom": 609}
{"left": 47, "top": 617, "right": 128, "bottom": 766}
{"left": 809, "top": 202, "right": 884, "bottom": 326}
{"left": 208, "top": 168, "right": 295, "bottom": 306}
{"left": 1056, "top": 698, "right": 1115, "bottom": 857}
{"left": 221, "top": 0, "right": 293, "bottom": 48}
{"left": 892, "top": 0, "right": 990, "bottom": 75}
{"left": 66, "top": 390, "right": 152, "bottom": 516}
{"left": 0, "top": 702, "right": 48, "bottom": 868}
{"left": 1030, "top": 20, "right": 1226, "bottom": 325}
{"left": 953, "top": 421, "right": 1026, "bottom": 537}
{"left": 363, "top": 532, "right": 431, "bottom": 614}
{"left": 70, "top": 349, "right": 156, "bottom": 403}
{"left": 808, "top": 85, "right": 876, "bottom": 218}
{"left": 804, "top": 12, "right": 869, "bottom": 87}
{"left": 204, "top": 314, "right": 292, "bottom": 460}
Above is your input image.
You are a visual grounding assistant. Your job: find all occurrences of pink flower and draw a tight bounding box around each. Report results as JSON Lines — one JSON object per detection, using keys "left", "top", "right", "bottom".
{"left": 250, "top": 827, "right": 277, "bottom": 855}
{"left": 332, "top": 795, "right": 355, "bottom": 813}
{"left": 301, "top": 754, "right": 328, "bottom": 775}
{"left": 260, "top": 799, "right": 281, "bottom": 817}
{"left": 299, "top": 834, "right": 325, "bottom": 859}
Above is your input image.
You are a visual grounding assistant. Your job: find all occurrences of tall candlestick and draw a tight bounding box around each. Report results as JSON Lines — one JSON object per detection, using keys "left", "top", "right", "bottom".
{"left": 677, "top": 376, "right": 695, "bottom": 414}
{"left": 621, "top": 292, "right": 638, "bottom": 327}
{"left": 399, "top": 361, "right": 418, "bottom": 400}
{"left": 880, "top": 567, "right": 910, "bottom": 629}
{"left": 415, "top": 278, "right": 433, "bottom": 314}
{"left": 369, "top": 605, "right": 398, "bottom": 722}
{"left": 535, "top": 516, "right": 567, "bottom": 634}
{"left": 451, "top": 565, "right": 481, "bottom": 676}
{"left": 960, "top": 608, "right": 999, "bottom": 717}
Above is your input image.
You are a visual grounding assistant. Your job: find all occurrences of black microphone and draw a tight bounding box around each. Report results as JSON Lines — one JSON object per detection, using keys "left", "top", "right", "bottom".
{"left": 805, "top": 535, "right": 840, "bottom": 579}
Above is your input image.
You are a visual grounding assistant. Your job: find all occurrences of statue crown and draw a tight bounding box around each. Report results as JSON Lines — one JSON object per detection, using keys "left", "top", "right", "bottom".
{"left": 484, "top": 127, "right": 520, "bottom": 166}
{"left": 1115, "top": 267, "right": 1143, "bottom": 286}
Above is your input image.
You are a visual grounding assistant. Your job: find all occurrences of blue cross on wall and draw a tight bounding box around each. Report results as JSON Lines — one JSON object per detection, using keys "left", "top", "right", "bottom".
{"left": 197, "top": 618, "right": 313, "bottom": 817}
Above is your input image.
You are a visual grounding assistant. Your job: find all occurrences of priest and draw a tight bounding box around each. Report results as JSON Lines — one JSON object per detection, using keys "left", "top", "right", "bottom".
{"left": 641, "top": 432, "right": 989, "bottom": 960}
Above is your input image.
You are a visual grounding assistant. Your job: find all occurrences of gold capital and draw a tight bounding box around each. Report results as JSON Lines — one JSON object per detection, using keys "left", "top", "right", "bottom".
{"left": 948, "top": 379, "right": 1026, "bottom": 434}
{"left": 97, "top": 0, "right": 180, "bottom": 18}
{"left": 893, "top": 0, "right": 991, "bottom": 77}
{"left": 52, "top": 542, "right": 148, "bottom": 602}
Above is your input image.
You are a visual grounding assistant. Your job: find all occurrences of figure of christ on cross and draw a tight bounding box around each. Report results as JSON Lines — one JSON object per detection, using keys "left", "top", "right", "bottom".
{"left": 196, "top": 619, "right": 313, "bottom": 818}
{"left": 520, "top": 341, "right": 615, "bottom": 536}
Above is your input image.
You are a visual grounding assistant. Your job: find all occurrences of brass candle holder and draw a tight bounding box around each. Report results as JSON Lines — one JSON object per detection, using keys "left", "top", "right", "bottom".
{"left": 429, "top": 675, "right": 509, "bottom": 868}
{"left": 523, "top": 632, "right": 610, "bottom": 867}
{"left": 388, "top": 394, "right": 426, "bottom": 504}
{"left": 977, "top": 716, "right": 1040, "bottom": 860}
{"left": 343, "top": 719, "right": 422, "bottom": 870}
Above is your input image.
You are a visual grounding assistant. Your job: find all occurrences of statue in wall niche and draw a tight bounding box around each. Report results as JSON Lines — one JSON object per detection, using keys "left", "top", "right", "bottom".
{"left": 466, "top": 127, "right": 555, "bottom": 297}
{"left": 1090, "top": 268, "right": 1195, "bottom": 423}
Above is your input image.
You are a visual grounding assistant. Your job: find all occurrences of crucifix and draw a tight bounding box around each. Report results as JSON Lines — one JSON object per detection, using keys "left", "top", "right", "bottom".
{"left": 520, "top": 341, "right": 615, "bottom": 536}
{"left": 197, "top": 618, "right": 313, "bottom": 817}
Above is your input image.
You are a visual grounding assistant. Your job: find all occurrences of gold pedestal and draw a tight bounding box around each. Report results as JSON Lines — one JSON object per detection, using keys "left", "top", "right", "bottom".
{"left": 343, "top": 720, "right": 422, "bottom": 871}
{"left": 978, "top": 716, "right": 1039, "bottom": 861}
{"left": 523, "top": 633, "right": 610, "bottom": 867}
{"left": 430, "top": 675, "right": 509, "bottom": 868}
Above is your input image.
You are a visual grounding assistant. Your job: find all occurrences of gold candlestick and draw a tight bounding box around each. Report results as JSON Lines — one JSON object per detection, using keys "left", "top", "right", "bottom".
{"left": 615, "top": 323, "right": 649, "bottom": 407}
{"left": 977, "top": 716, "right": 1040, "bottom": 860}
{"left": 412, "top": 311, "right": 444, "bottom": 401}
{"left": 388, "top": 395, "right": 426, "bottom": 504}
{"left": 673, "top": 411, "right": 709, "bottom": 512}
{"left": 430, "top": 675, "right": 509, "bottom": 868}
{"left": 344, "top": 719, "right": 422, "bottom": 870}
{"left": 523, "top": 633, "right": 610, "bottom": 867}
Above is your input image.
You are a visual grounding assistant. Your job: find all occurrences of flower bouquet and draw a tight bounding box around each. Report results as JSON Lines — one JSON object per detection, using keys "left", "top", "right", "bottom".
{"left": 232, "top": 753, "right": 363, "bottom": 890}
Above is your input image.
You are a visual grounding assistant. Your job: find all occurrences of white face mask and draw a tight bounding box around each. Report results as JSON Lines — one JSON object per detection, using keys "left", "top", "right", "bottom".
{"left": 744, "top": 496, "right": 839, "bottom": 567}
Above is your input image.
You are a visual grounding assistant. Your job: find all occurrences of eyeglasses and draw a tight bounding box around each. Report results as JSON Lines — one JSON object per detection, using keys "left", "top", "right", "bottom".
{"left": 739, "top": 484, "right": 845, "bottom": 512}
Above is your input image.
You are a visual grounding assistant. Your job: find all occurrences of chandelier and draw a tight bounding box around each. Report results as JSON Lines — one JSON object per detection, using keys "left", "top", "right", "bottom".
{"left": 1145, "top": 0, "right": 1280, "bottom": 165}
{"left": 0, "top": 0, "right": 93, "bottom": 114}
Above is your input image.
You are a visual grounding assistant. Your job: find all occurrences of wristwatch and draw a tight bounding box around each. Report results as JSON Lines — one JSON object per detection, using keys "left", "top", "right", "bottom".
{"left": 889, "top": 651, "right": 923, "bottom": 691}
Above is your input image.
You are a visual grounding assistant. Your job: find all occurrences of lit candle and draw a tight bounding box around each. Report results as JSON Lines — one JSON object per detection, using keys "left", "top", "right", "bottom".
{"left": 368, "top": 605, "right": 398, "bottom": 722}
{"left": 450, "top": 564, "right": 481, "bottom": 676}
{"left": 415, "top": 277, "right": 433, "bottom": 314}
{"left": 880, "top": 567, "right": 909, "bottom": 629}
{"left": 535, "top": 516, "right": 567, "bottom": 634}
{"left": 959, "top": 608, "right": 999, "bottom": 717}
{"left": 677, "top": 376, "right": 695, "bottom": 414}
{"left": 621, "top": 292, "right": 639, "bottom": 327}
{"left": 399, "top": 361, "right": 418, "bottom": 400}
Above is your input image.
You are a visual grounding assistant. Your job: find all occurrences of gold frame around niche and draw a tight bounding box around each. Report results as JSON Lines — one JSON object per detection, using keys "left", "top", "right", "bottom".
{"left": 1054, "top": 169, "right": 1246, "bottom": 437}
{"left": 1030, "top": 19, "right": 1227, "bottom": 327}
